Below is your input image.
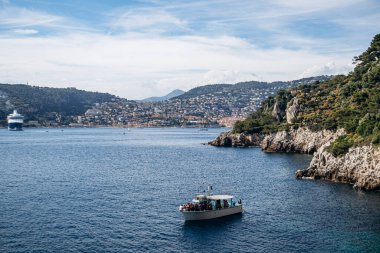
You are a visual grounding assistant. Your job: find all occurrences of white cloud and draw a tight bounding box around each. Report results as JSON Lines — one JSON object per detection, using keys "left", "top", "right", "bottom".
{"left": 202, "top": 70, "right": 260, "bottom": 84}
{"left": 110, "top": 9, "right": 185, "bottom": 33}
{"left": 0, "top": 6, "right": 96, "bottom": 33}
{"left": 12, "top": 28, "right": 38, "bottom": 35}
{"left": 0, "top": 1, "right": 375, "bottom": 99}
{"left": 0, "top": 7, "right": 61, "bottom": 28}
{"left": 300, "top": 62, "right": 354, "bottom": 78}
{"left": 273, "top": 0, "right": 364, "bottom": 13}
{"left": 0, "top": 32, "right": 356, "bottom": 99}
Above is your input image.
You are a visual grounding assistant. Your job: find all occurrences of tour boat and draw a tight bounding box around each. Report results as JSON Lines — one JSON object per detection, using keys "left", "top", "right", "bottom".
{"left": 179, "top": 193, "right": 243, "bottom": 221}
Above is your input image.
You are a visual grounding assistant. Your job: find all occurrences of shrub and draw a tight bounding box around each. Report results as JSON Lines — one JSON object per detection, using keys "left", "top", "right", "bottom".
{"left": 322, "top": 118, "right": 338, "bottom": 130}
{"left": 372, "top": 135, "right": 380, "bottom": 144}
{"left": 327, "top": 136, "right": 354, "bottom": 157}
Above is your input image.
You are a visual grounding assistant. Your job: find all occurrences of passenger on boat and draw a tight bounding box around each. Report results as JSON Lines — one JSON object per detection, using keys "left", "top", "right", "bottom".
{"left": 182, "top": 199, "right": 220, "bottom": 211}
{"left": 216, "top": 200, "right": 222, "bottom": 209}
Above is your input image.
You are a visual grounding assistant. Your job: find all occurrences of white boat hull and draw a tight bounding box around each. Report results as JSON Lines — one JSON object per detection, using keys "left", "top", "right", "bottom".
{"left": 180, "top": 205, "right": 243, "bottom": 221}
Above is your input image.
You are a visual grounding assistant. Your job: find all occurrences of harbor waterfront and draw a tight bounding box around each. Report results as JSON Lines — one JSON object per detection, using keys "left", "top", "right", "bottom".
{"left": 1, "top": 128, "right": 379, "bottom": 252}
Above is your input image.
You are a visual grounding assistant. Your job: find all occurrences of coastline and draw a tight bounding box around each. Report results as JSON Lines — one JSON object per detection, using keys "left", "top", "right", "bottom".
{"left": 209, "top": 128, "right": 380, "bottom": 191}
{"left": 2, "top": 125, "right": 225, "bottom": 129}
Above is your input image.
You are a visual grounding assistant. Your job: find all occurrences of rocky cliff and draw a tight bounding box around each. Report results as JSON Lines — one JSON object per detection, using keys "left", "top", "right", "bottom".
{"left": 261, "top": 128, "right": 345, "bottom": 153}
{"left": 209, "top": 34, "right": 380, "bottom": 191}
{"left": 209, "top": 127, "right": 345, "bottom": 153}
{"left": 296, "top": 144, "right": 380, "bottom": 191}
{"left": 208, "top": 131, "right": 264, "bottom": 147}
{"left": 209, "top": 128, "right": 380, "bottom": 191}
{"left": 285, "top": 97, "right": 300, "bottom": 124}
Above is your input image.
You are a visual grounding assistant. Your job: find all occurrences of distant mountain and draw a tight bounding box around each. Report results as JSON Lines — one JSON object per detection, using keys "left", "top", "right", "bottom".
{"left": 175, "top": 76, "right": 332, "bottom": 100}
{"left": 0, "top": 84, "right": 118, "bottom": 124}
{"left": 140, "top": 89, "right": 185, "bottom": 102}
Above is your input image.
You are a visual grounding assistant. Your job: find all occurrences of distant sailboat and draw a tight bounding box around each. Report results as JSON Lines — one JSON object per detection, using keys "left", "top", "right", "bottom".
{"left": 123, "top": 124, "right": 131, "bottom": 134}
{"left": 199, "top": 125, "right": 208, "bottom": 131}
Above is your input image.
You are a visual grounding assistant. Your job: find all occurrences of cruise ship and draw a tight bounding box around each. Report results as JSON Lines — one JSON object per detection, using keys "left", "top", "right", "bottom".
{"left": 7, "top": 110, "right": 24, "bottom": 131}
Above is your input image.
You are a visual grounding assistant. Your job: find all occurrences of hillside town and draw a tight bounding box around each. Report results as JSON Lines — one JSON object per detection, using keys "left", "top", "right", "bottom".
{"left": 74, "top": 77, "right": 327, "bottom": 128}
{"left": 0, "top": 76, "right": 330, "bottom": 128}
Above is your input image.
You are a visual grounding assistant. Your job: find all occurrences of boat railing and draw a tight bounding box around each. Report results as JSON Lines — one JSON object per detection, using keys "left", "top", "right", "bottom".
{"left": 180, "top": 201, "right": 241, "bottom": 212}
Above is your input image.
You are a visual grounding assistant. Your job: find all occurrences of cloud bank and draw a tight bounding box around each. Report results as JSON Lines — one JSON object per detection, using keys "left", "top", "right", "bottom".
{"left": 0, "top": 1, "right": 378, "bottom": 99}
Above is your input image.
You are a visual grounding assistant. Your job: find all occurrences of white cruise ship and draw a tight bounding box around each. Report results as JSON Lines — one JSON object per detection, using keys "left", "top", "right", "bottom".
{"left": 7, "top": 110, "right": 24, "bottom": 131}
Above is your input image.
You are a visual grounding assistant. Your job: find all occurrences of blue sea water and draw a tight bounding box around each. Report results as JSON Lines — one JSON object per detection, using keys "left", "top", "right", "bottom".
{"left": 0, "top": 128, "right": 379, "bottom": 253}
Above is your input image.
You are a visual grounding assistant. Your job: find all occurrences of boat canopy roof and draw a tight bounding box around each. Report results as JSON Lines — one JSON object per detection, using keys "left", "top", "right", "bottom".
{"left": 206, "top": 195, "right": 234, "bottom": 200}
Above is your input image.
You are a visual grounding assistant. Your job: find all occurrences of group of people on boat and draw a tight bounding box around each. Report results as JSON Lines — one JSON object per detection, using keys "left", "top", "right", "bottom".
{"left": 180, "top": 195, "right": 238, "bottom": 212}
{"left": 181, "top": 202, "right": 212, "bottom": 211}
{"left": 179, "top": 190, "right": 243, "bottom": 220}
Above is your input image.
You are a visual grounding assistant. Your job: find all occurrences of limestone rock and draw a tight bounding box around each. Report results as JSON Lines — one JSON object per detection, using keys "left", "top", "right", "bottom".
{"left": 209, "top": 127, "right": 345, "bottom": 152}
{"left": 286, "top": 97, "right": 299, "bottom": 124}
{"left": 295, "top": 169, "right": 304, "bottom": 179}
{"left": 260, "top": 128, "right": 345, "bottom": 154}
{"left": 298, "top": 144, "right": 380, "bottom": 191}
{"left": 209, "top": 127, "right": 380, "bottom": 191}
{"left": 208, "top": 131, "right": 263, "bottom": 147}
{"left": 272, "top": 101, "right": 284, "bottom": 122}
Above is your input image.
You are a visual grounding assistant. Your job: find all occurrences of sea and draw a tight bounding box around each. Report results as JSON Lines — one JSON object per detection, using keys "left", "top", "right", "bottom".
{"left": 1, "top": 128, "right": 379, "bottom": 253}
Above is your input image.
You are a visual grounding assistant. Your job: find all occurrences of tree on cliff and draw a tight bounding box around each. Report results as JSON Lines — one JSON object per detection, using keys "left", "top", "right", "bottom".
{"left": 352, "top": 33, "right": 380, "bottom": 83}
{"left": 233, "top": 34, "right": 380, "bottom": 156}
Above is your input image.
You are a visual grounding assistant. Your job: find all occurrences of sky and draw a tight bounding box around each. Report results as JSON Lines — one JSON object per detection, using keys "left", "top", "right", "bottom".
{"left": 0, "top": 0, "right": 379, "bottom": 99}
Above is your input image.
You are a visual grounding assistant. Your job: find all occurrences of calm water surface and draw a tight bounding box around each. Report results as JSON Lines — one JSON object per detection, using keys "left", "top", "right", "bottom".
{"left": 1, "top": 128, "right": 379, "bottom": 252}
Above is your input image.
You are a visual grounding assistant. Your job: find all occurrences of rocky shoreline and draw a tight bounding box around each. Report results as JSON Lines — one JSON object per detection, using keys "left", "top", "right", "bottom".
{"left": 296, "top": 144, "right": 380, "bottom": 191}
{"left": 208, "top": 127, "right": 345, "bottom": 153}
{"left": 209, "top": 127, "right": 380, "bottom": 191}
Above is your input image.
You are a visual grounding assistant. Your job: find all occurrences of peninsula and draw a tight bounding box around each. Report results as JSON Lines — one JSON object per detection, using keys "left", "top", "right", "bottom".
{"left": 209, "top": 34, "right": 380, "bottom": 191}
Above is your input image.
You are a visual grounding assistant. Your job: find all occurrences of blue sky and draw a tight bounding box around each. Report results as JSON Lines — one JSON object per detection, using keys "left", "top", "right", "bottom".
{"left": 0, "top": 0, "right": 379, "bottom": 99}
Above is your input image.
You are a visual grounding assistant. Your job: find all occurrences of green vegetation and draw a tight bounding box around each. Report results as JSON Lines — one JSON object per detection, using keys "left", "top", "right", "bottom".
{"left": 233, "top": 89, "right": 294, "bottom": 134}
{"left": 175, "top": 76, "right": 331, "bottom": 100}
{"left": 0, "top": 84, "right": 117, "bottom": 123}
{"left": 233, "top": 34, "right": 380, "bottom": 156}
{"left": 326, "top": 135, "right": 354, "bottom": 157}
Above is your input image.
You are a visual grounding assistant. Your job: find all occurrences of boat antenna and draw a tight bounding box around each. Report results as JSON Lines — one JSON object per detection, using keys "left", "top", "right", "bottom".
{"left": 207, "top": 185, "right": 213, "bottom": 195}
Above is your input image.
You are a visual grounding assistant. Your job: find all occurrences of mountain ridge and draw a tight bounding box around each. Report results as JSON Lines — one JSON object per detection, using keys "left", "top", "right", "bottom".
{"left": 139, "top": 89, "right": 185, "bottom": 102}
{"left": 175, "top": 76, "right": 332, "bottom": 100}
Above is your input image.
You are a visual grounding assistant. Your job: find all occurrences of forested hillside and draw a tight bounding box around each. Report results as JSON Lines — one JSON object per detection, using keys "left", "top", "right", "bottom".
{"left": 176, "top": 76, "right": 331, "bottom": 100}
{"left": 233, "top": 34, "right": 380, "bottom": 156}
{"left": 0, "top": 84, "right": 117, "bottom": 124}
